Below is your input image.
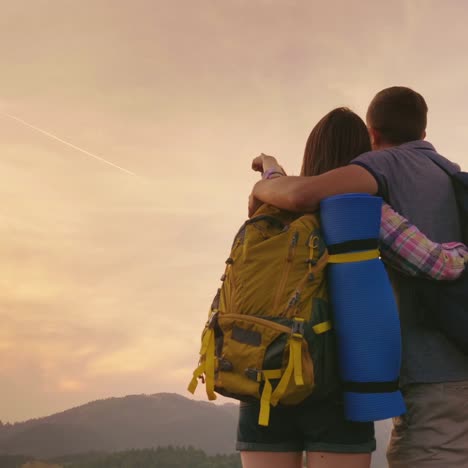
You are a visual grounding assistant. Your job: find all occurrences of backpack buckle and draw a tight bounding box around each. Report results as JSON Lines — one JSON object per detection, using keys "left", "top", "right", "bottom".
{"left": 218, "top": 358, "right": 233, "bottom": 372}
{"left": 206, "top": 311, "right": 219, "bottom": 329}
{"left": 245, "top": 368, "right": 262, "bottom": 382}
{"left": 291, "top": 318, "right": 305, "bottom": 338}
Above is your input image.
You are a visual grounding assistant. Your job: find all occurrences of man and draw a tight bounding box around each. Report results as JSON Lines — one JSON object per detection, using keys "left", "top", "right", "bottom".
{"left": 250, "top": 87, "right": 468, "bottom": 467}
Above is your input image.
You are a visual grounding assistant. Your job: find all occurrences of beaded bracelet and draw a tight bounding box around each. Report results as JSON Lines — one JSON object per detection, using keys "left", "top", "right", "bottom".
{"left": 262, "top": 168, "right": 286, "bottom": 180}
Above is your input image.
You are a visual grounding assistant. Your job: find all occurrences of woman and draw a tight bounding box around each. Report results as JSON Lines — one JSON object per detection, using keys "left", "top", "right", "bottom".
{"left": 238, "top": 108, "right": 468, "bottom": 468}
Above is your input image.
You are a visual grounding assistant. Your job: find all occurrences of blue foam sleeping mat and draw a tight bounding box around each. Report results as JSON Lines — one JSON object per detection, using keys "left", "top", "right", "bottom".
{"left": 320, "top": 193, "right": 406, "bottom": 421}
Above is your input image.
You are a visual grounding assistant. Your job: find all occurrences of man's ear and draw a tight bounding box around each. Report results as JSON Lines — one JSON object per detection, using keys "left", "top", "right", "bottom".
{"left": 421, "top": 130, "right": 426, "bottom": 140}
{"left": 368, "top": 127, "right": 383, "bottom": 149}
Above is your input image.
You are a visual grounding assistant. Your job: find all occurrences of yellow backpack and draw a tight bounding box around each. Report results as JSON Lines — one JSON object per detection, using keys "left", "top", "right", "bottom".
{"left": 188, "top": 205, "right": 338, "bottom": 426}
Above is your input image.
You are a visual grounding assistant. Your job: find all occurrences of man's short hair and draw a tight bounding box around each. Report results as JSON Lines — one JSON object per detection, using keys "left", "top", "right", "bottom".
{"left": 366, "top": 86, "right": 428, "bottom": 145}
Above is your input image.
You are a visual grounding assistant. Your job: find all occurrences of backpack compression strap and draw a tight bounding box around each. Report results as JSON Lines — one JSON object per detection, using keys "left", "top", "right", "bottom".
{"left": 269, "top": 317, "right": 305, "bottom": 402}
{"left": 327, "top": 238, "right": 380, "bottom": 264}
{"left": 258, "top": 369, "right": 282, "bottom": 427}
{"left": 328, "top": 249, "right": 380, "bottom": 263}
{"left": 187, "top": 313, "right": 217, "bottom": 401}
{"left": 257, "top": 316, "right": 332, "bottom": 427}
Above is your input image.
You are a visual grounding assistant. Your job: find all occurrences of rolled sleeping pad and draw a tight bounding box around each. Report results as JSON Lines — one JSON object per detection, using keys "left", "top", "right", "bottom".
{"left": 320, "top": 194, "right": 406, "bottom": 421}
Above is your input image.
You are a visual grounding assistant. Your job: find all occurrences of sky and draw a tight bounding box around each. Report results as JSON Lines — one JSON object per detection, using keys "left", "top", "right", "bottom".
{"left": 1, "top": 0, "right": 468, "bottom": 423}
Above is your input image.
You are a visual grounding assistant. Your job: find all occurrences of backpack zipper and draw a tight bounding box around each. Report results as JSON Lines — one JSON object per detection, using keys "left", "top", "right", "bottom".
{"left": 272, "top": 231, "right": 299, "bottom": 315}
{"left": 221, "top": 313, "right": 291, "bottom": 334}
{"left": 281, "top": 234, "right": 330, "bottom": 317}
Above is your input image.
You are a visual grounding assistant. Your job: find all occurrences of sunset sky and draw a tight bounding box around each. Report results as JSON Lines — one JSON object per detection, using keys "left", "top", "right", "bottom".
{"left": 1, "top": 0, "right": 468, "bottom": 422}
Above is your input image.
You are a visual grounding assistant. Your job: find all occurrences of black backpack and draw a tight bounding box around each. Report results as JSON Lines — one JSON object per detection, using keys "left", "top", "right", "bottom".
{"left": 414, "top": 155, "right": 468, "bottom": 354}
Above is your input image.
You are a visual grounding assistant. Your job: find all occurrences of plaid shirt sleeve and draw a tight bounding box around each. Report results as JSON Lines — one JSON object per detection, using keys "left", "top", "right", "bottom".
{"left": 380, "top": 203, "right": 468, "bottom": 280}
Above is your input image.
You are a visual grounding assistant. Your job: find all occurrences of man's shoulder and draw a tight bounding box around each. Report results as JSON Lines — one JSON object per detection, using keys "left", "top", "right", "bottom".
{"left": 350, "top": 141, "right": 451, "bottom": 198}
{"left": 351, "top": 147, "right": 398, "bottom": 173}
{"left": 352, "top": 140, "right": 459, "bottom": 171}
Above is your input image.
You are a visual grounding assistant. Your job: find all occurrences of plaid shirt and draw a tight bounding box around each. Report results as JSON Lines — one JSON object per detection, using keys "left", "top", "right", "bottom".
{"left": 380, "top": 203, "right": 468, "bottom": 280}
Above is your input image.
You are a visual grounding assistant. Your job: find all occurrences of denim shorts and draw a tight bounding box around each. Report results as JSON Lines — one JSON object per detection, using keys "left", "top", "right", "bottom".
{"left": 236, "top": 393, "right": 376, "bottom": 453}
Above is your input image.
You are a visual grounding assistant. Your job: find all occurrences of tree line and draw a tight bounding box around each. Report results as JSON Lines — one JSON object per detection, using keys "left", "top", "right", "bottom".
{"left": 0, "top": 446, "right": 242, "bottom": 468}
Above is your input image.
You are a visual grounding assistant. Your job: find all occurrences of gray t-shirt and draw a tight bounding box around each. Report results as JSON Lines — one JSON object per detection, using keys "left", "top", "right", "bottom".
{"left": 352, "top": 140, "right": 468, "bottom": 385}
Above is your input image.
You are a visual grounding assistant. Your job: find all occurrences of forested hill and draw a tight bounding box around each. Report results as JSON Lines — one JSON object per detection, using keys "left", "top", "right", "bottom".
{"left": 0, "top": 394, "right": 238, "bottom": 459}
{"left": 0, "top": 393, "right": 391, "bottom": 468}
{"left": 0, "top": 447, "right": 242, "bottom": 468}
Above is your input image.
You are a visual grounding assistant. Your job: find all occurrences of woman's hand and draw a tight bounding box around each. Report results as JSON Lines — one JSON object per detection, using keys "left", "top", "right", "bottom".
{"left": 252, "top": 153, "right": 283, "bottom": 174}
{"left": 249, "top": 153, "right": 287, "bottom": 217}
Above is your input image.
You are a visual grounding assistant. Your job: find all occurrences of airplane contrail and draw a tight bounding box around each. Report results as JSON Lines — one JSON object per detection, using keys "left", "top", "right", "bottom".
{"left": 1, "top": 112, "right": 136, "bottom": 176}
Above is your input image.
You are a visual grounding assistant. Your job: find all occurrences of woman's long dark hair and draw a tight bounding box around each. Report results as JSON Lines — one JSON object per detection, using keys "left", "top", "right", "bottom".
{"left": 301, "top": 107, "right": 371, "bottom": 176}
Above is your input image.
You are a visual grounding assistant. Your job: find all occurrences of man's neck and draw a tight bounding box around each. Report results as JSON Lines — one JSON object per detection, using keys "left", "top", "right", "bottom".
{"left": 373, "top": 137, "right": 426, "bottom": 151}
{"left": 373, "top": 142, "right": 396, "bottom": 151}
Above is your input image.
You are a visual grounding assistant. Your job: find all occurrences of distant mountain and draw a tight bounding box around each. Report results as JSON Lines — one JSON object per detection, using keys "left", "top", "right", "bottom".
{"left": 0, "top": 393, "right": 391, "bottom": 467}
{"left": 0, "top": 394, "right": 237, "bottom": 459}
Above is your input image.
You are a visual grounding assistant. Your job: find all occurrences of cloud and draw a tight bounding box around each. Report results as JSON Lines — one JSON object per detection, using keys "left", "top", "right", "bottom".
{"left": 57, "top": 379, "right": 85, "bottom": 392}
{"left": 0, "top": 0, "right": 467, "bottom": 422}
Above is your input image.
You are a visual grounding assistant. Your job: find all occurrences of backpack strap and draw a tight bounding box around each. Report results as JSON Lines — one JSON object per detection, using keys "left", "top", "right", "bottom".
{"left": 247, "top": 317, "right": 308, "bottom": 427}
{"left": 187, "top": 312, "right": 218, "bottom": 401}
{"left": 328, "top": 249, "right": 380, "bottom": 264}
{"left": 424, "top": 152, "right": 458, "bottom": 176}
{"left": 327, "top": 238, "right": 380, "bottom": 264}
{"left": 425, "top": 153, "right": 467, "bottom": 242}
{"left": 269, "top": 318, "right": 306, "bottom": 405}
{"left": 256, "top": 327, "right": 304, "bottom": 427}
{"left": 258, "top": 369, "right": 282, "bottom": 427}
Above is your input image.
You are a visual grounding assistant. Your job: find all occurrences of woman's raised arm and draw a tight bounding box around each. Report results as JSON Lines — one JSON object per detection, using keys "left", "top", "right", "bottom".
{"left": 249, "top": 161, "right": 377, "bottom": 216}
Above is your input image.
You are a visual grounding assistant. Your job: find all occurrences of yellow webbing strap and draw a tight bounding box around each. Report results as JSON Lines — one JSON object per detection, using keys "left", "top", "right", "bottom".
{"left": 187, "top": 328, "right": 217, "bottom": 401}
{"left": 187, "top": 363, "right": 203, "bottom": 394}
{"left": 312, "top": 320, "right": 332, "bottom": 334}
{"left": 292, "top": 338, "right": 304, "bottom": 386}
{"left": 262, "top": 369, "right": 283, "bottom": 380}
{"left": 270, "top": 335, "right": 304, "bottom": 406}
{"left": 204, "top": 329, "right": 216, "bottom": 400}
{"left": 259, "top": 376, "right": 273, "bottom": 426}
{"left": 328, "top": 249, "right": 380, "bottom": 264}
{"left": 258, "top": 369, "right": 283, "bottom": 426}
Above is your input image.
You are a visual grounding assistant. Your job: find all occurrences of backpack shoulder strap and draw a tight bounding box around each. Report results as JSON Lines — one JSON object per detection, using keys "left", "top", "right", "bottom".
{"left": 425, "top": 152, "right": 458, "bottom": 177}
{"left": 425, "top": 153, "right": 468, "bottom": 243}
